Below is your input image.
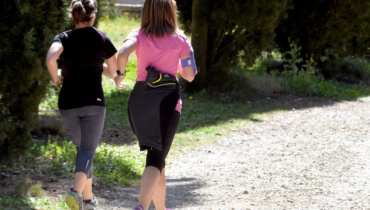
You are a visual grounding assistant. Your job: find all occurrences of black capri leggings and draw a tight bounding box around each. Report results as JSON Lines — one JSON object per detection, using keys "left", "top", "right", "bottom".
{"left": 59, "top": 106, "right": 106, "bottom": 179}
{"left": 146, "top": 111, "right": 180, "bottom": 172}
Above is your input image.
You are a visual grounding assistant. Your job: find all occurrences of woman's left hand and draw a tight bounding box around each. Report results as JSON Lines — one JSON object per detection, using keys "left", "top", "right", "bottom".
{"left": 114, "top": 75, "right": 126, "bottom": 88}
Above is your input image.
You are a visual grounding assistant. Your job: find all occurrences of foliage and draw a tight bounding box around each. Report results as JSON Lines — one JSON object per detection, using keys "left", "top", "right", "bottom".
{"left": 275, "top": 0, "right": 370, "bottom": 61}
{"left": 94, "top": 0, "right": 103, "bottom": 28}
{"left": 249, "top": 46, "right": 370, "bottom": 100}
{"left": 321, "top": 57, "right": 370, "bottom": 84}
{"left": 175, "top": 0, "right": 193, "bottom": 34}
{"left": 14, "top": 177, "right": 45, "bottom": 198}
{"left": 27, "top": 138, "right": 77, "bottom": 176}
{"left": 0, "top": 0, "right": 69, "bottom": 161}
{"left": 93, "top": 143, "right": 144, "bottom": 186}
{"left": 283, "top": 41, "right": 304, "bottom": 90}
{"left": 22, "top": 138, "right": 143, "bottom": 185}
{"left": 183, "top": 0, "right": 292, "bottom": 91}
{"left": 0, "top": 195, "right": 68, "bottom": 210}
{"left": 252, "top": 50, "right": 284, "bottom": 72}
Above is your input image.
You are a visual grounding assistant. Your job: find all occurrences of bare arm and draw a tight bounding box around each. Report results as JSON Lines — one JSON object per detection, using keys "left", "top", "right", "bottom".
{"left": 180, "top": 53, "right": 195, "bottom": 82}
{"left": 114, "top": 40, "right": 137, "bottom": 88}
{"left": 103, "top": 54, "right": 117, "bottom": 79}
{"left": 46, "top": 42, "right": 64, "bottom": 85}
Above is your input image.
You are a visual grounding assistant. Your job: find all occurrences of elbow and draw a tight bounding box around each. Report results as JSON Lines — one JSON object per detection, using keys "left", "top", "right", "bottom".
{"left": 46, "top": 56, "right": 55, "bottom": 66}
{"left": 117, "top": 52, "right": 128, "bottom": 61}
{"left": 118, "top": 48, "right": 131, "bottom": 60}
{"left": 183, "top": 74, "right": 195, "bottom": 82}
{"left": 187, "top": 75, "right": 195, "bottom": 82}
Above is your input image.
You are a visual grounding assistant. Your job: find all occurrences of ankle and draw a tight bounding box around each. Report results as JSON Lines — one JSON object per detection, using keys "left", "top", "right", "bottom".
{"left": 83, "top": 196, "right": 94, "bottom": 202}
{"left": 71, "top": 188, "right": 82, "bottom": 197}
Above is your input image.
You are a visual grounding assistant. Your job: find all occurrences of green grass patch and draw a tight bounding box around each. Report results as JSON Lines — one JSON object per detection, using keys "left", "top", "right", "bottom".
{"left": 246, "top": 69, "right": 370, "bottom": 100}
{"left": 23, "top": 138, "right": 144, "bottom": 186}
{"left": 98, "top": 15, "right": 141, "bottom": 48}
{"left": 0, "top": 195, "right": 68, "bottom": 210}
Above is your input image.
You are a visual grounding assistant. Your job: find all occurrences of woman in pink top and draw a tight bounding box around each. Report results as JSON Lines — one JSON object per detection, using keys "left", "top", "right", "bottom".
{"left": 114, "top": 0, "right": 196, "bottom": 209}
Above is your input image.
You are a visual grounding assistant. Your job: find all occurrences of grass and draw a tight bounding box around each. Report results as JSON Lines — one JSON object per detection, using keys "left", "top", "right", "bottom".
{"left": 14, "top": 177, "right": 45, "bottom": 198}
{"left": 0, "top": 195, "right": 68, "bottom": 210}
{"left": 98, "top": 15, "right": 141, "bottom": 48}
{"left": 24, "top": 137, "right": 144, "bottom": 186}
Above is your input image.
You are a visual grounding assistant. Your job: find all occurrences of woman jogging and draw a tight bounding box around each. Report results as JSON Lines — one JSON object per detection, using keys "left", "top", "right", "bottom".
{"left": 46, "top": 0, "right": 117, "bottom": 209}
{"left": 114, "top": 0, "right": 197, "bottom": 209}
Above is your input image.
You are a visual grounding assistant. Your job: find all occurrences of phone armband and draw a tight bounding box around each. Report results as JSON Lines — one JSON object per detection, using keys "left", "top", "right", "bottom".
{"left": 181, "top": 51, "right": 198, "bottom": 75}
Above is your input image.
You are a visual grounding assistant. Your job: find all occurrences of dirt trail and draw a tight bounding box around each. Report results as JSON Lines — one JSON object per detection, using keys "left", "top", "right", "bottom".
{"left": 90, "top": 96, "right": 370, "bottom": 209}
{"left": 5, "top": 96, "right": 367, "bottom": 209}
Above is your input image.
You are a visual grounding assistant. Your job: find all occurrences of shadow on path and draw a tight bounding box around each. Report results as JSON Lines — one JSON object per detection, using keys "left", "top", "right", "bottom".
{"left": 95, "top": 176, "right": 206, "bottom": 209}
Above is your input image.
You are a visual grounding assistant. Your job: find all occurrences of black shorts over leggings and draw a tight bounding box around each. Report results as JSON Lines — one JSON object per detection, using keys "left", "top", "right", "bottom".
{"left": 145, "top": 111, "right": 180, "bottom": 172}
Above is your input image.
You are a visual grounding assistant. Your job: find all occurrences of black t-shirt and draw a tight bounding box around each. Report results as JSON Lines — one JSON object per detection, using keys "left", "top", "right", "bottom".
{"left": 53, "top": 27, "right": 117, "bottom": 109}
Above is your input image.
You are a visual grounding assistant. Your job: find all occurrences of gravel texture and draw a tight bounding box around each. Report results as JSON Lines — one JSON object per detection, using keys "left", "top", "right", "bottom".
{"left": 94, "top": 97, "right": 370, "bottom": 209}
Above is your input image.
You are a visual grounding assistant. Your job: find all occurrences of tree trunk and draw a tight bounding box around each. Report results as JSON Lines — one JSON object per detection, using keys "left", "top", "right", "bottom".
{"left": 184, "top": 0, "right": 209, "bottom": 92}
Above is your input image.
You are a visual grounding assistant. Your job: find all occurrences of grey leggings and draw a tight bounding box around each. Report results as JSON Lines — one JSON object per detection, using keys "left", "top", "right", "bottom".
{"left": 60, "top": 106, "right": 106, "bottom": 179}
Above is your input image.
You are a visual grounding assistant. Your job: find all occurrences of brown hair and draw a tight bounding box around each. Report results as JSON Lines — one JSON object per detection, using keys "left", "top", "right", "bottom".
{"left": 70, "top": 0, "right": 98, "bottom": 25}
{"left": 141, "top": 0, "right": 179, "bottom": 37}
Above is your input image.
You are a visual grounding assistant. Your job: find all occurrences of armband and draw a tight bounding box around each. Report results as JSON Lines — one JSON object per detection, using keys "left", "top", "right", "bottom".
{"left": 181, "top": 51, "right": 198, "bottom": 76}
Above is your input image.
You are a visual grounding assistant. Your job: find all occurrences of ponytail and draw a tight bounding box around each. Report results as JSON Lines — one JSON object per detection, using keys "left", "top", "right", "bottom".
{"left": 70, "top": 0, "right": 98, "bottom": 24}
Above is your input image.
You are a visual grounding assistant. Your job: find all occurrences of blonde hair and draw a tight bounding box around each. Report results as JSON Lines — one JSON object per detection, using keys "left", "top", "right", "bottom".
{"left": 70, "top": 0, "right": 98, "bottom": 24}
{"left": 141, "top": 0, "right": 179, "bottom": 37}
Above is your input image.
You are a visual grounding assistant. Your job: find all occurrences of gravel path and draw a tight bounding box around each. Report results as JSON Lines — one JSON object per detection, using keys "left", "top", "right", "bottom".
{"left": 97, "top": 97, "right": 370, "bottom": 209}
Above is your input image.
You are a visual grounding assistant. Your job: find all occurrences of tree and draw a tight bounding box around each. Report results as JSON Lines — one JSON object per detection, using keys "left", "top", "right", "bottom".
{"left": 177, "top": 0, "right": 291, "bottom": 91}
{"left": 0, "top": 0, "right": 69, "bottom": 161}
{"left": 275, "top": 0, "right": 370, "bottom": 61}
{"left": 176, "top": 0, "right": 192, "bottom": 34}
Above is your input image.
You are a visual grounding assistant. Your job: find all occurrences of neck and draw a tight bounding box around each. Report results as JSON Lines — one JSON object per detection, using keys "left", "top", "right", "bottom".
{"left": 75, "top": 22, "right": 94, "bottom": 29}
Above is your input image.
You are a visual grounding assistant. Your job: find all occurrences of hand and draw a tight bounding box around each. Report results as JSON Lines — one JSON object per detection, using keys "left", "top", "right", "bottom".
{"left": 114, "top": 75, "right": 126, "bottom": 88}
{"left": 54, "top": 69, "right": 62, "bottom": 85}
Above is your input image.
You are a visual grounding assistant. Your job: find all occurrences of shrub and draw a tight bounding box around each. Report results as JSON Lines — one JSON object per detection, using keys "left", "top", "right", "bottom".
{"left": 179, "top": 0, "right": 291, "bottom": 91}
{"left": 0, "top": 0, "right": 69, "bottom": 161}
{"left": 14, "top": 177, "right": 45, "bottom": 198}
{"left": 275, "top": 0, "right": 370, "bottom": 61}
{"left": 322, "top": 57, "right": 369, "bottom": 84}
{"left": 252, "top": 51, "right": 284, "bottom": 72}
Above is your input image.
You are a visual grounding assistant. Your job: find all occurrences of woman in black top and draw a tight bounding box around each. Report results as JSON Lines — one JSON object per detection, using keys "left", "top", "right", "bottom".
{"left": 46, "top": 1, "right": 117, "bottom": 209}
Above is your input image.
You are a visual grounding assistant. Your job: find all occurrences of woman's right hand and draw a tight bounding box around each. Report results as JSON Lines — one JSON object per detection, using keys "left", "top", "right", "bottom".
{"left": 46, "top": 43, "right": 64, "bottom": 85}
{"left": 53, "top": 69, "right": 62, "bottom": 85}
{"left": 114, "top": 75, "right": 126, "bottom": 88}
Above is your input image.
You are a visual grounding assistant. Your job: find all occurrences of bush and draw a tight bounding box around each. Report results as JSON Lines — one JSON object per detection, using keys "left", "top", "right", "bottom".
{"left": 14, "top": 177, "right": 45, "bottom": 198}
{"left": 0, "top": 0, "right": 69, "bottom": 161}
{"left": 249, "top": 45, "right": 370, "bottom": 100}
{"left": 276, "top": 0, "right": 370, "bottom": 61}
{"left": 322, "top": 57, "right": 370, "bottom": 84}
{"left": 252, "top": 50, "right": 284, "bottom": 72}
{"left": 180, "top": 0, "right": 291, "bottom": 91}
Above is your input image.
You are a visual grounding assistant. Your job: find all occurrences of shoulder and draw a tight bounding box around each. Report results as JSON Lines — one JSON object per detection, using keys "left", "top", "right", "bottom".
{"left": 57, "top": 30, "right": 73, "bottom": 39}
{"left": 128, "top": 29, "right": 142, "bottom": 37}
{"left": 53, "top": 30, "right": 73, "bottom": 44}
{"left": 174, "top": 30, "right": 189, "bottom": 42}
{"left": 92, "top": 27, "right": 110, "bottom": 42}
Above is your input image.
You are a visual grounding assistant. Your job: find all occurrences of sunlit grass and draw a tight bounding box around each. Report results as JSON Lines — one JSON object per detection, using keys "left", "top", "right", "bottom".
{"left": 0, "top": 195, "right": 68, "bottom": 210}
{"left": 24, "top": 138, "right": 144, "bottom": 186}
{"left": 98, "top": 15, "right": 141, "bottom": 48}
